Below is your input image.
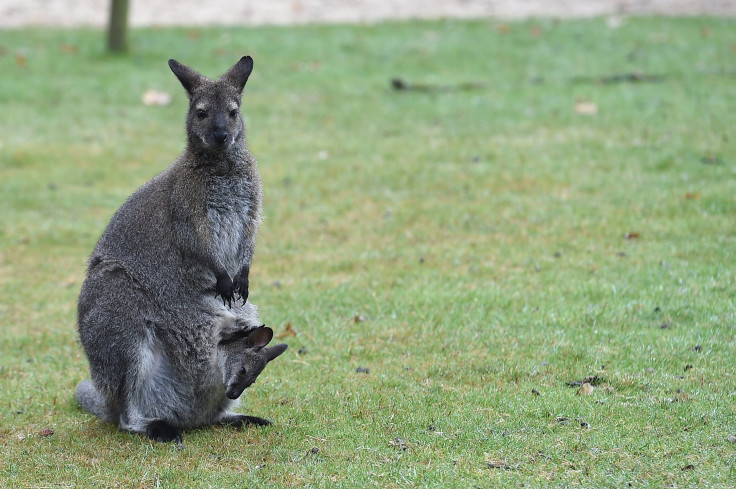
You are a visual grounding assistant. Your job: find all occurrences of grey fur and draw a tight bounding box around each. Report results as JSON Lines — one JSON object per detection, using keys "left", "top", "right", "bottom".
{"left": 76, "top": 56, "right": 272, "bottom": 443}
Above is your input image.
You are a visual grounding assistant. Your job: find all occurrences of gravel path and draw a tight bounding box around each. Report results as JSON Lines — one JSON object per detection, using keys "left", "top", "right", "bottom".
{"left": 1, "top": 0, "right": 735, "bottom": 28}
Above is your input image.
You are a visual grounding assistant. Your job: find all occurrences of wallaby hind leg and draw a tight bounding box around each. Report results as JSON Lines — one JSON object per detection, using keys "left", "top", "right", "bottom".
{"left": 118, "top": 407, "right": 183, "bottom": 443}
{"left": 145, "top": 419, "right": 183, "bottom": 443}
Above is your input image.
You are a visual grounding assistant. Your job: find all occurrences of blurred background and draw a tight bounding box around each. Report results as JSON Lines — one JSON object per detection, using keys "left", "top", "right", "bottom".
{"left": 2, "top": 0, "right": 736, "bottom": 28}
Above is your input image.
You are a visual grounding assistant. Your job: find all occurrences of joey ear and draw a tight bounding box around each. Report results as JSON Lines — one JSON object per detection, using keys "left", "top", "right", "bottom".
{"left": 245, "top": 326, "right": 273, "bottom": 349}
{"left": 168, "top": 59, "right": 205, "bottom": 97}
{"left": 220, "top": 56, "right": 254, "bottom": 93}
{"left": 263, "top": 343, "right": 288, "bottom": 362}
{"left": 219, "top": 327, "right": 250, "bottom": 344}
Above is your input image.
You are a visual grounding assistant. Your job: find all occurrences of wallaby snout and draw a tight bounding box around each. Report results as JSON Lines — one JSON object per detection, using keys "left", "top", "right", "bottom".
{"left": 212, "top": 114, "right": 229, "bottom": 147}
{"left": 213, "top": 129, "right": 228, "bottom": 145}
{"left": 226, "top": 383, "right": 249, "bottom": 400}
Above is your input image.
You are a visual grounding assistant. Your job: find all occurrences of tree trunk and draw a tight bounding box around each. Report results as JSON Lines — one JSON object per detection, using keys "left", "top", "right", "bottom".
{"left": 108, "top": 0, "right": 129, "bottom": 52}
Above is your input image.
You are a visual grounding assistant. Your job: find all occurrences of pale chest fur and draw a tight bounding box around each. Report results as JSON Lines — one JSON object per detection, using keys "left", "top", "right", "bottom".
{"left": 206, "top": 173, "right": 259, "bottom": 273}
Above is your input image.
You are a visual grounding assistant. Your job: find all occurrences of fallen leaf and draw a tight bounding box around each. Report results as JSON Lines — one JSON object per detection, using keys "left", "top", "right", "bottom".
{"left": 624, "top": 232, "right": 639, "bottom": 240}
{"left": 62, "top": 275, "right": 78, "bottom": 288}
{"left": 574, "top": 101, "right": 598, "bottom": 115}
{"left": 606, "top": 16, "right": 624, "bottom": 29}
{"left": 497, "top": 23, "right": 510, "bottom": 35}
{"left": 142, "top": 89, "right": 172, "bottom": 106}
{"left": 277, "top": 322, "right": 297, "bottom": 339}
{"left": 39, "top": 428, "right": 54, "bottom": 437}
{"left": 15, "top": 52, "right": 27, "bottom": 68}
{"left": 530, "top": 25, "right": 543, "bottom": 38}
{"left": 577, "top": 382, "right": 594, "bottom": 396}
{"left": 187, "top": 30, "right": 201, "bottom": 39}
{"left": 59, "top": 43, "right": 78, "bottom": 54}
{"left": 685, "top": 192, "right": 701, "bottom": 200}
{"left": 701, "top": 155, "right": 724, "bottom": 165}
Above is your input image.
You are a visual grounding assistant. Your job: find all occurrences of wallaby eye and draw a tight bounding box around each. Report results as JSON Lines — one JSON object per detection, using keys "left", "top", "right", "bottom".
{"left": 196, "top": 109, "right": 207, "bottom": 119}
{"left": 229, "top": 109, "right": 238, "bottom": 119}
{"left": 239, "top": 367, "right": 246, "bottom": 375}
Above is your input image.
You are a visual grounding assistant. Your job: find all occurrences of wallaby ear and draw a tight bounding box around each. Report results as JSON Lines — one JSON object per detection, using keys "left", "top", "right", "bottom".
{"left": 220, "top": 56, "right": 254, "bottom": 94}
{"left": 263, "top": 343, "right": 288, "bottom": 362}
{"left": 245, "top": 326, "right": 273, "bottom": 349}
{"left": 168, "top": 59, "right": 205, "bottom": 97}
{"left": 261, "top": 343, "right": 289, "bottom": 362}
{"left": 219, "top": 328, "right": 251, "bottom": 345}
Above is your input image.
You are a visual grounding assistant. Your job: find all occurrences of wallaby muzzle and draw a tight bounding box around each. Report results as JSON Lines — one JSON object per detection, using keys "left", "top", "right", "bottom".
{"left": 226, "top": 381, "right": 251, "bottom": 400}
{"left": 213, "top": 114, "right": 229, "bottom": 147}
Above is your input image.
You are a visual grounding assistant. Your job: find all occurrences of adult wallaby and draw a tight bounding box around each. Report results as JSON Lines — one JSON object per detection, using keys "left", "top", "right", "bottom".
{"left": 76, "top": 56, "right": 271, "bottom": 443}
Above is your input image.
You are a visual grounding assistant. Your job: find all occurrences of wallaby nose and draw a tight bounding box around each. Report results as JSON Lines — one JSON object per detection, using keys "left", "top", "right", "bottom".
{"left": 213, "top": 129, "right": 228, "bottom": 144}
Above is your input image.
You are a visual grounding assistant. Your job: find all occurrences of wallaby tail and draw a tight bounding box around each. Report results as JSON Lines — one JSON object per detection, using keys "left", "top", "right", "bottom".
{"left": 75, "top": 379, "right": 116, "bottom": 423}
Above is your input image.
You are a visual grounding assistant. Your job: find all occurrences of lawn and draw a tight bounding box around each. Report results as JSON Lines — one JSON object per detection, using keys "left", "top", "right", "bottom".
{"left": 1, "top": 16, "right": 735, "bottom": 488}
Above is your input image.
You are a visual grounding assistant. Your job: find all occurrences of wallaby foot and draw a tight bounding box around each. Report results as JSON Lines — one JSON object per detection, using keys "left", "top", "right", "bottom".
{"left": 219, "top": 414, "right": 272, "bottom": 429}
{"left": 233, "top": 265, "right": 249, "bottom": 304}
{"left": 145, "top": 419, "right": 183, "bottom": 443}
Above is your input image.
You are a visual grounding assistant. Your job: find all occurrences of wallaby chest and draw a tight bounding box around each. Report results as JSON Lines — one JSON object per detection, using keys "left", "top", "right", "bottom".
{"left": 205, "top": 169, "right": 259, "bottom": 271}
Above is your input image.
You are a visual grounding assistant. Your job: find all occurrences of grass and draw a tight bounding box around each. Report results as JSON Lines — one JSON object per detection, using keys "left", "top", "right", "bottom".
{"left": 1, "top": 15, "right": 735, "bottom": 488}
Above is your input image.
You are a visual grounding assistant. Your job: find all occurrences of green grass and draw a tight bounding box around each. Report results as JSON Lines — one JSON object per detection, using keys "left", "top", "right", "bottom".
{"left": 1, "top": 16, "right": 735, "bottom": 487}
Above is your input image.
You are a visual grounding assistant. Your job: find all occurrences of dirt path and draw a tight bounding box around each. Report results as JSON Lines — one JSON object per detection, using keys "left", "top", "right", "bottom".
{"left": 1, "top": 0, "right": 735, "bottom": 28}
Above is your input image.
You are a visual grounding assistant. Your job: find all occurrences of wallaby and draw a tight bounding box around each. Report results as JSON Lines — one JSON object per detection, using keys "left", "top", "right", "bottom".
{"left": 76, "top": 56, "right": 273, "bottom": 443}
{"left": 218, "top": 325, "right": 288, "bottom": 404}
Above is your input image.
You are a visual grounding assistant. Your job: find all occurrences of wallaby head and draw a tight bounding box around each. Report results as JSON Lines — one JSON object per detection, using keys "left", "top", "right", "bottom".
{"left": 168, "top": 56, "right": 254, "bottom": 153}
{"left": 218, "top": 326, "right": 288, "bottom": 400}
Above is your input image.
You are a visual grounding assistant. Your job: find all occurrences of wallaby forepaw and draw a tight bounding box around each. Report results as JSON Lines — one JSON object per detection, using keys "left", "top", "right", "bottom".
{"left": 146, "top": 419, "right": 183, "bottom": 443}
{"left": 215, "top": 274, "right": 234, "bottom": 308}
{"left": 233, "top": 271, "right": 249, "bottom": 305}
